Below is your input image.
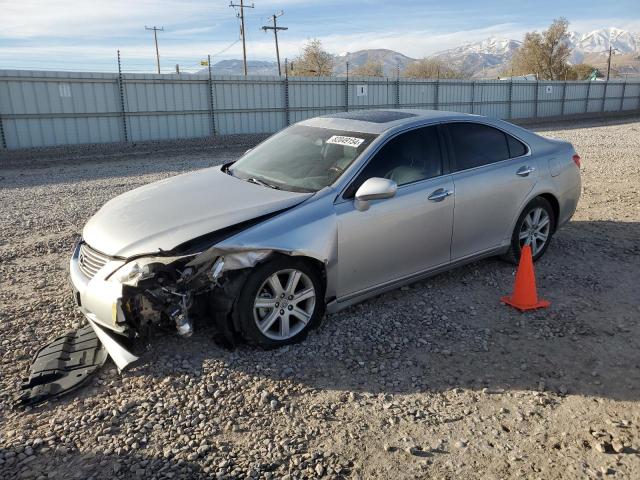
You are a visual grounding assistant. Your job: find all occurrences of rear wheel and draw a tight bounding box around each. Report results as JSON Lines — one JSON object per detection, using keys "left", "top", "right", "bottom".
{"left": 234, "top": 257, "right": 324, "bottom": 348}
{"left": 502, "top": 197, "right": 555, "bottom": 264}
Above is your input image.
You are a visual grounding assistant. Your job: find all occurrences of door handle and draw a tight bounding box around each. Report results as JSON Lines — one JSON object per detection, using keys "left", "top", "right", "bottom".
{"left": 516, "top": 166, "right": 536, "bottom": 177}
{"left": 428, "top": 188, "right": 453, "bottom": 202}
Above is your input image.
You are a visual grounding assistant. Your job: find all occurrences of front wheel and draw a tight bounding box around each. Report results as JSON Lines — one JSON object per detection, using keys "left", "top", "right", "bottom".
{"left": 502, "top": 197, "right": 555, "bottom": 264}
{"left": 233, "top": 257, "right": 325, "bottom": 348}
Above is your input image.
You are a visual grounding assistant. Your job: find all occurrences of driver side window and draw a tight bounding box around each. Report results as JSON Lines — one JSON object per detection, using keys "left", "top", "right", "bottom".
{"left": 344, "top": 126, "right": 443, "bottom": 198}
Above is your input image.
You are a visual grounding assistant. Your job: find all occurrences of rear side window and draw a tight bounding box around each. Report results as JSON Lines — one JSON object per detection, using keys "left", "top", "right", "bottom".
{"left": 507, "top": 135, "right": 527, "bottom": 157}
{"left": 447, "top": 122, "right": 510, "bottom": 171}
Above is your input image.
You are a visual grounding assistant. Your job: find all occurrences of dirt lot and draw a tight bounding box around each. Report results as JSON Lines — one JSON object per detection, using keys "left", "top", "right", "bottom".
{"left": 1, "top": 117, "right": 639, "bottom": 479}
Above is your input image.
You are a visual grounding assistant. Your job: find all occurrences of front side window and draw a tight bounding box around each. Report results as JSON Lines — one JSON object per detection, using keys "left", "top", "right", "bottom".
{"left": 447, "top": 122, "right": 510, "bottom": 171}
{"left": 229, "top": 125, "right": 377, "bottom": 192}
{"left": 345, "top": 126, "right": 443, "bottom": 197}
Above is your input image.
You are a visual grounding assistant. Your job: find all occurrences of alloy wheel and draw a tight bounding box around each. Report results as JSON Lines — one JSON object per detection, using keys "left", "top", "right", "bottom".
{"left": 253, "top": 269, "right": 316, "bottom": 341}
{"left": 518, "top": 207, "right": 551, "bottom": 257}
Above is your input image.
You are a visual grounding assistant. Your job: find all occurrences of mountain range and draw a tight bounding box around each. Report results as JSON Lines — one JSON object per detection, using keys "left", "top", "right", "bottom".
{"left": 205, "top": 28, "right": 640, "bottom": 78}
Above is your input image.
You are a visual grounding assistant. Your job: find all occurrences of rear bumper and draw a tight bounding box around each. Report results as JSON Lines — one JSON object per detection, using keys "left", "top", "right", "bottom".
{"left": 557, "top": 181, "right": 581, "bottom": 229}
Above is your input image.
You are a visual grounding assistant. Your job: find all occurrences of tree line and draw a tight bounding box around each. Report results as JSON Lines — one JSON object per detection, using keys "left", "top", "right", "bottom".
{"left": 287, "top": 19, "right": 598, "bottom": 80}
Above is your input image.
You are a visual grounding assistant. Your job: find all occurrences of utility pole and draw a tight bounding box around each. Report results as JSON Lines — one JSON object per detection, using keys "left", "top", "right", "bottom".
{"left": 229, "top": 1, "right": 255, "bottom": 76}
{"left": 145, "top": 26, "right": 164, "bottom": 74}
{"left": 261, "top": 11, "right": 288, "bottom": 76}
{"left": 606, "top": 46, "right": 619, "bottom": 81}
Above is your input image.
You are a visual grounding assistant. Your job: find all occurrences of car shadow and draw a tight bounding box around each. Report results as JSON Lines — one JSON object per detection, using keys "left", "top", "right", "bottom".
{"left": 116, "top": 219, "right": 640, "bottom": 403}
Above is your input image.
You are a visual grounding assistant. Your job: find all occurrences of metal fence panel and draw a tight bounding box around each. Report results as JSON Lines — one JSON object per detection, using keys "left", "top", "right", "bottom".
{"left": 563, "top": 83, "right": 588, "bottom": 115}
{"left": 210, "top": 75, "right": 282, "bottom": 135}
{"left": 122, "top": 73, "right": 211, "bottom": 141}
{"left": 0, "top": 70, "right": 123, "bottom": 148}
{"left": 475, "top": 81, "right": 510, "bottom": 118}
{"left": 603, "top": 82, "right": 624, "bottom": 112}
{"left": 2, "top": 116, "right": 122, "bottom": 149}
{"left": 438, "top": 81, "right": 473, "bottom": 113}
{"left": 1, "top": 69, "right": 638, "bottom": 150}
{"left": 586, "top": 82, "right": 606, "bottom": 112}
{"left": 400, "top": 80, "right": 436, "bottom": 107}
{"left": 536, "top": 81, "right": 565, "bottom": 117}
{"left": 623, "top": 83, "right": 640, "bottom": 110}
{"left": 510, "top": 82, "right": 535, "bottom": 118}
{"left": 348, "top": 76, "right": 392, "bottom": 110}
{"left": 289, "top": 76, "right": 345, "bottom": 123}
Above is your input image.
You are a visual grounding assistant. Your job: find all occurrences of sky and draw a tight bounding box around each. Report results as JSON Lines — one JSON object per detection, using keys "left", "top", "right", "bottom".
{"left": 1, "top": 0, "right": 639, "bottom": 73}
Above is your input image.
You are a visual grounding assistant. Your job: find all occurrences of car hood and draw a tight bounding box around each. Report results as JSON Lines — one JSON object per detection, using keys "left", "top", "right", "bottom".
{"left": 82, "top": 166, "right": 311, "bottom": 258}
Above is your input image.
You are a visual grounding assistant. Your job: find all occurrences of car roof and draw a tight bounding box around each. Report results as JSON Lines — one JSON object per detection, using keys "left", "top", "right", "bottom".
{"left": 299, "top": 109, "right": 483, "bottom": 134}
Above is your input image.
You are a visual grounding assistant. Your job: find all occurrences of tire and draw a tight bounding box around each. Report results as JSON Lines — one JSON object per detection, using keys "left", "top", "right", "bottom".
{"left": 233, "top": 256, "right": 325, "bottom": 348}
{"left": 502, "top": 197, "right": 555, "bottom": 264}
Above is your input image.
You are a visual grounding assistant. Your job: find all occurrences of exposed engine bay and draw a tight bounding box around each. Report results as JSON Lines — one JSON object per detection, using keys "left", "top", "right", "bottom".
{"left": 117, "top": 246, "right": 273, "bottom": 346}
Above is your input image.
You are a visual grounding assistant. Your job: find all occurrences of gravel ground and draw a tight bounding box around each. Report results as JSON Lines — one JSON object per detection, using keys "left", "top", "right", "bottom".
{"left": 1, "top": 117, "right": 639, "bottom": 479}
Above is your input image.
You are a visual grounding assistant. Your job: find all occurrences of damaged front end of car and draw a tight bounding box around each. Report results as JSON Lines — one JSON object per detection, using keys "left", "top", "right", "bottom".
{"left": 15, "top": 174, "right": 336, "bottom": 407}
{"left": 87, "top": 241, "right": 278, "bottom": 361}
{"left": 15, "top": 238, "right": 276, "bottom": 407}
{"left": 112, "top": 245, "right": 276, "bottom": 351}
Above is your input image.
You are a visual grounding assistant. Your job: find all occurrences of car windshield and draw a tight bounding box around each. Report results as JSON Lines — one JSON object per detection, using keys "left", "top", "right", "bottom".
{"left": 228, "top": 125, "right": 377, "bottom": 192}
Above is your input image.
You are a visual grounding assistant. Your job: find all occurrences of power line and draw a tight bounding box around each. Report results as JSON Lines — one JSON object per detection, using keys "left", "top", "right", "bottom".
{"left": 210, "top": 38, "right": 242, "bottom": 59}
{"left": 145, "top": 26, "right": 164, "bottom": 74}
{"left": 261, "top": 11, "right": 288, "bottom": 76}
{"left": 229, "top": 1, "right": 254, "bottom": 76}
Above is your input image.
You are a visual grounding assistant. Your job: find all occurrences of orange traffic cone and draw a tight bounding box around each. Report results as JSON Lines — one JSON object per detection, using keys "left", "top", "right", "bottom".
{"left": 501, "top": 245, "right": 550, "bottom": 311}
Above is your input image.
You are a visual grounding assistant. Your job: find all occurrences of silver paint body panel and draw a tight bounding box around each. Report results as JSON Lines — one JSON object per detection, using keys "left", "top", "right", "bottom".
{"left": 73, "top": 109, "right": 581, "bottom": 328}
{"left": 82, "top": 167, "right": 311, "bottom": 258}
{"left": 335, "top": 174, "right": 455, "bottom": 296}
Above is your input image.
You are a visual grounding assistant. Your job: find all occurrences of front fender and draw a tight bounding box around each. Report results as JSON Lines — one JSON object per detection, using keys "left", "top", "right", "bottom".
{"left": 204, "top": 190, "right": 339, "bottom": 301}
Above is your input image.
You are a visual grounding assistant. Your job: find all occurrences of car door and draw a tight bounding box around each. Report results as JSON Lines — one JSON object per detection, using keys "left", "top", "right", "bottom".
{"left": 444, "top": 122, "right": 538, "bottom": 261}
{"left": 334, "top": 125, "right": 454, "bottom": 298}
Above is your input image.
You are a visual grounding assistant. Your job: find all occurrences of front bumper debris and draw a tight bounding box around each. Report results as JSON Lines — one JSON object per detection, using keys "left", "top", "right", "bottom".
{"left": 14, "top": 326, "right": 108, "bottom": 408}
{"left": 86, "top": 318, "right": 139, "bottom": 371}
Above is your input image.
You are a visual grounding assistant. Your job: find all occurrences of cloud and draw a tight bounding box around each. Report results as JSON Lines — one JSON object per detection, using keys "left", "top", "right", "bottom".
{"left": 0, "top": 0, "right": 337, "bottom": 40}
{"left": 1, "top": 1, "right": 638, "bottom": 72}
{"left": 0, "top": 0, "right": 227, "bottom": 39}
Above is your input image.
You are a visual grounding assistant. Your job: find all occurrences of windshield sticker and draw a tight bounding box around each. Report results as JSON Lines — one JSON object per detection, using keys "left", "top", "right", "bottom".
{"left": 326, "top": 135, "right": 365, "bottom": 148}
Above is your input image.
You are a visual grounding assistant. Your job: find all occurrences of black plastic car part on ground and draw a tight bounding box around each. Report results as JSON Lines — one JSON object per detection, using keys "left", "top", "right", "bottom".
{"left": 14, "top": 325, "right": 108, "bottom": 408}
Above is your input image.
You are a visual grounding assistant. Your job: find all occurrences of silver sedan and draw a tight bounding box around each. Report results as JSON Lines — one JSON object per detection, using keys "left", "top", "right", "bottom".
{"left": 70, "top": 109, "right": 581, "bottom": 366}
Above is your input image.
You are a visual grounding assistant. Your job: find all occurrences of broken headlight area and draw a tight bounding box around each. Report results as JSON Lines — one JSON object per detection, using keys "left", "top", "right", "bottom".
{"left": 114, "top": 251, "right": 255, "bottom": 349}
{"left": 114, "top": 255, "right": 220, "bottom": 339}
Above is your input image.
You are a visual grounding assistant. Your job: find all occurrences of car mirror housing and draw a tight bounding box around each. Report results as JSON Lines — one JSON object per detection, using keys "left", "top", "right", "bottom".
{"left": 354, "top": 177, "right": 397, "bottom": 211}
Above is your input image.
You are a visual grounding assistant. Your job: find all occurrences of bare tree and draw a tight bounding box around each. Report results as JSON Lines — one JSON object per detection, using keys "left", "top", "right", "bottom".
{"left": 508, "top": 18, "right": 573, "bottom": 80}
{"left": 288, "top": 39, "right": 333, "bottom": 76}
{"left": 351, "top": 60, "right": 384, "bottom": 77}
{"left": 402, "top": 58, "right": 463, "bottom": 79}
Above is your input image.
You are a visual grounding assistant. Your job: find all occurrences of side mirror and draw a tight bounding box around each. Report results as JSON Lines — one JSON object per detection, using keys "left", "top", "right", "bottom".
{"left": 354, "top": 177, "right": 397, "bottom": 211}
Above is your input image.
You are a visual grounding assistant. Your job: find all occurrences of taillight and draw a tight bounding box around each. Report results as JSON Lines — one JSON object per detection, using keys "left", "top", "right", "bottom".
{"left": 572, "top": 154, "right": 581, "bottom": 168}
